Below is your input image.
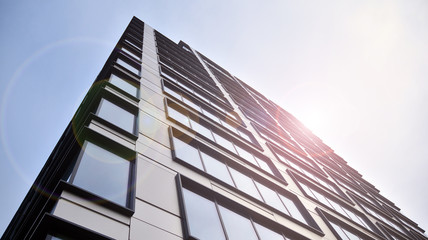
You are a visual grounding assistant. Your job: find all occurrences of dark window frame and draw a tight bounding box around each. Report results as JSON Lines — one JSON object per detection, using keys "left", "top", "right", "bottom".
{"left": 288, "top": 169, "right": 352, "bottom": 205}
{"left": 106, "top": 70, "right": 140, "bottom": 100}
{"left": 316, "top": 208, "right": 377, "bottom": 240}
{"left": 115, "top": 52, "right": 141, "bottom": 77}
{"left": 165, "top": 97, "right": 260, "bottom": 151}
{"left": 64, "top": 127, "right": 136, "bottom": 212}
{"left": 91, "top": 87, "right": 139, "bottom": 137}
{"left": 292, "top": 173, "right": 384, "bottom": 237}
{"left": 267, "top": 142, "right": 325, "bottom": 176}
{"left": 170, "top": 128, "right": 322, "bottom": 233}
{"left": 350, "top": 193, "right": 412, "bottom": 238}
{"left": 176, "top": 174, "right": 322, "bottom": 240}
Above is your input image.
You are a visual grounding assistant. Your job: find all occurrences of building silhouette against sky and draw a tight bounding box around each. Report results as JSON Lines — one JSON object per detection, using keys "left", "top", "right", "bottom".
{"left": 2, "top": 17, "right": 427, "bottom": 240}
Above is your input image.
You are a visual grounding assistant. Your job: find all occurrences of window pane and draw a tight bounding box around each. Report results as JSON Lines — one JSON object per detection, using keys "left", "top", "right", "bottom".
{"left": 172, "top": 138, "right": 203, "bottom": 170}
{"left": 167, "top": 106, "right": 190, "bottom": 128}
{"left": 331, "top": 222, "right": 350, "bottom": 240}
{"left": 164, "top": 85, "right": 182, "bottom": 100}
{"left": 279, "top": 195, "right": 307, "bottom": 223}
{"left": 183, "top": 97, "right": 201, "bottom": 112}
{"left": 182, "top": 189, "right": 226, "bottom": 240}
{"left": 201, "top": 152, "right": 234, "bottom": 186}
{"left": 125, "top": 39, "right": 141, "bottom": 50}
{"left": 202, "top": 108, "right": 220, "bottom": 123}
{"left": 234, "top": 145, "right": 257, "bottom": 165}
{"left": 255, "top": 182, "right": 288, "bottom": 213}
{"left": 121, "top": 47, "right": 141, "bottom": 60}
{"left": 229, "top": 168, "right": 262, "bottom": 201}
{"left": 212, "top": 133, "right": 236, "bottom": 154}
{"left": 97, "top": 99, "right": 135, "bottom": 133}
{"left": 73, "top": 142, "right": 130, "bottom": 206}
{"left": 117, "top": 58, "right": 140, "bottom": 75}
{"left": 218, "top": 206, "right": 258, "bottom": 240}
{"left": 109, "top": 74, "right": 138, "bottom": 97}
{"left": 190, "top": 119, "right": 214, "bottom": 141}
{"left": 254, "top": 222, "right": 285, "bottom": 240}
{"left": 238, "top": 129, "right": 252, "bottom": 142}
{"left": 220, "top": 119, "right": 238, "bottom": 133}
{"left": 254, "top": 156, "right": 273, "bottom": 174}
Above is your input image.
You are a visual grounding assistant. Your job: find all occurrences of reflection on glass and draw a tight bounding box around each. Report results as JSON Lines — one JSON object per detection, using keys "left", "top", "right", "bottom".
{"left": 121, "top": 47, "right": 141, "bottom": 60}
{"left": 164, "top": 85, "right": 182, "bottom": 100}
{"left": 213, "top": 133, "right": 236, "bottom": 154}
{"left": 168, "top": 106, "right": 190, "bottom": 127}
{"left": 183, "top": 189, "right": 226, "bottom": 240}
{"left": 73, "top": 141, "right": 130, "bottom": 206}
{"left": 190, "top": 119, "right": 214, "bottom": 141}
{"left": 97, "top": 99, "right": 135, "bottom": 133}
{"left": 109, "top": 74, "right": 138, "bottom": 97}
{"left": 255, "top": 182, "right": 287, "bottom": 213}
{"left": 229, "top": 168, "right": 262, "bottom": 201}
{"left": 330, "top": 222, "right": 363, "bottom": 240}
{"left": 234, "top": 145, "right": 257, "bottom": 165}
{"left": 254, "top": 222, "right": 285, "bottom": 240}
{"left": 238, "top": 129, "right": 252, "bottom": 142}
{"left": 218, "top": 205, "right": 258, "bottom": 240}
{"left": 201, "top": 152, "right": 234, "bottom": 186}
{"left": 183, "top": 97, "right": 201, "bottom": 112}
{"left": 254, "top": 157, "right": 273, "bottom": 174}
{"left": 173, "top": 138, "right": 203, "bottom": 170}
{"left": 117, "top": 58, "right": 140, "bottom": 75}
{"left": 279, "top": 195, "right": 307, "bottom": 223}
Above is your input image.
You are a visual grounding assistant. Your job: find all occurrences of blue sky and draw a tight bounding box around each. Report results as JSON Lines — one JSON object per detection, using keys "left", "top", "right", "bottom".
{"left": 1, "top": 0, "right": 427, "bottom": 234}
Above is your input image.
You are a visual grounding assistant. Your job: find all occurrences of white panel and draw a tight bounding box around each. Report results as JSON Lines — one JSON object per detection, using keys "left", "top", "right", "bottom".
{"left": 135, "top": 156, "right": 179, "bottom": 215}
{"left": 139, "top": 112, "right": 170, "bottom": 147}
{"left": 130, "top": 217, "right": 182, "bottom": 240}
{"left": 139, "top": 84, "right": 164, "bottom": 110}
{"left": 61, "top": 190, "right": 130, "bottom": 225}
{"left": 134, "top": 199, "right": 182, "bottom": 236}
{"left": 53, "top": 199, "right": 129, "bottom": 240}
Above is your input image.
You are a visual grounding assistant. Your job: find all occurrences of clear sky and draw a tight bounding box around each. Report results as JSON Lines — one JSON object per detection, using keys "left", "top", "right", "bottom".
{"left": 1, "top": 0, "right": 427, "bottom": 235}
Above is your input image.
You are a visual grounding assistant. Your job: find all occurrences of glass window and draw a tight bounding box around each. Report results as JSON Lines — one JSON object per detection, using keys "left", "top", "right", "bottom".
{"left": 234, "top": 145, "right": 257, "bottom": 165}
{"left": 109, "top": 74, "right": 138, "bottom": 97}
{"left": 172, "top": 138, "right": 203, "bottom": 170}
{"left": 255, "top": 157, "right": 274, "bottom": 175}
{"left": 72, "top": 141, "right": 131, "bottom": 206}
{"left": 279, "top": 195, "right": 307, "bottom": 223}
{"left": 183, "top": 97, "right": 201, "bottom": 112}
{"left": 125, "top": 39, "right": 141, "bottom": 50}
{"left": 238, "top": 129, "right": 252, "bottom": 143}
{"left": 212, "top": 132, "right": 236, "bottom": 154}
{"left": 182, "top": 189, "right": 226, "bottom": 240}
{"left": 254, "top": 222, "right": 285, "bottom": 240}
{"left": 255, "top": 182, "right": 288, "bottom": 213}
{"left": 201, "top": 152, "right": 234, "bottom": 186}
{"left": 167, "top": 106, "right": 190, "bottom": 128}
{"left": 190, "top": 119, "right": 214, "bottom": 141}
{"left": 202, "top": 108, "right": 220, "bottom": 123}
{"left": 121, "top": 47, "right": 141, "bottom": 60}
{"left": 117, "top": 58, "right": 140, "bottom": 75}
{"left": 164, "top": 85, "right": 182, "bottom": 100}
{"left": 330, "top": 222, "right": 363, "bottom": 240}
{"left": 229, "top": 168, "right": 262, "bottom": 201}
{"left": 97, "top": 99, "right": 135, "bottom": 133}
{"left": 220, "top": 119, "right": 238, "bottom": 133}
{"left": 218, "top": 205, "right": 258, "bottom": 240}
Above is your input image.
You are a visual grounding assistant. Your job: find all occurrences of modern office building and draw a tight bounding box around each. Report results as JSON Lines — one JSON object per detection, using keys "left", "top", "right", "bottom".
{"left": 2, "top": 17, "right": 426, "bottom": 240}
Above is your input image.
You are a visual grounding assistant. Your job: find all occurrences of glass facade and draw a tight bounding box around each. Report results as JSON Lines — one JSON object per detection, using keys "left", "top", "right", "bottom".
{"left": 5, "top": 17, "right": 426, "bottom": 240}
{"left": 72, "top": 141, "right": 131, "bottom": 206}
{"left": 97, "top": 98, "right": 135, "bottom": 133}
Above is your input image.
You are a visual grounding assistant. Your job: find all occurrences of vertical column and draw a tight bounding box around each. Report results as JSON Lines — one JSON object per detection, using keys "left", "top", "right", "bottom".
{"left": 131, "top": 23, "right": 182, "bottom": 240}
